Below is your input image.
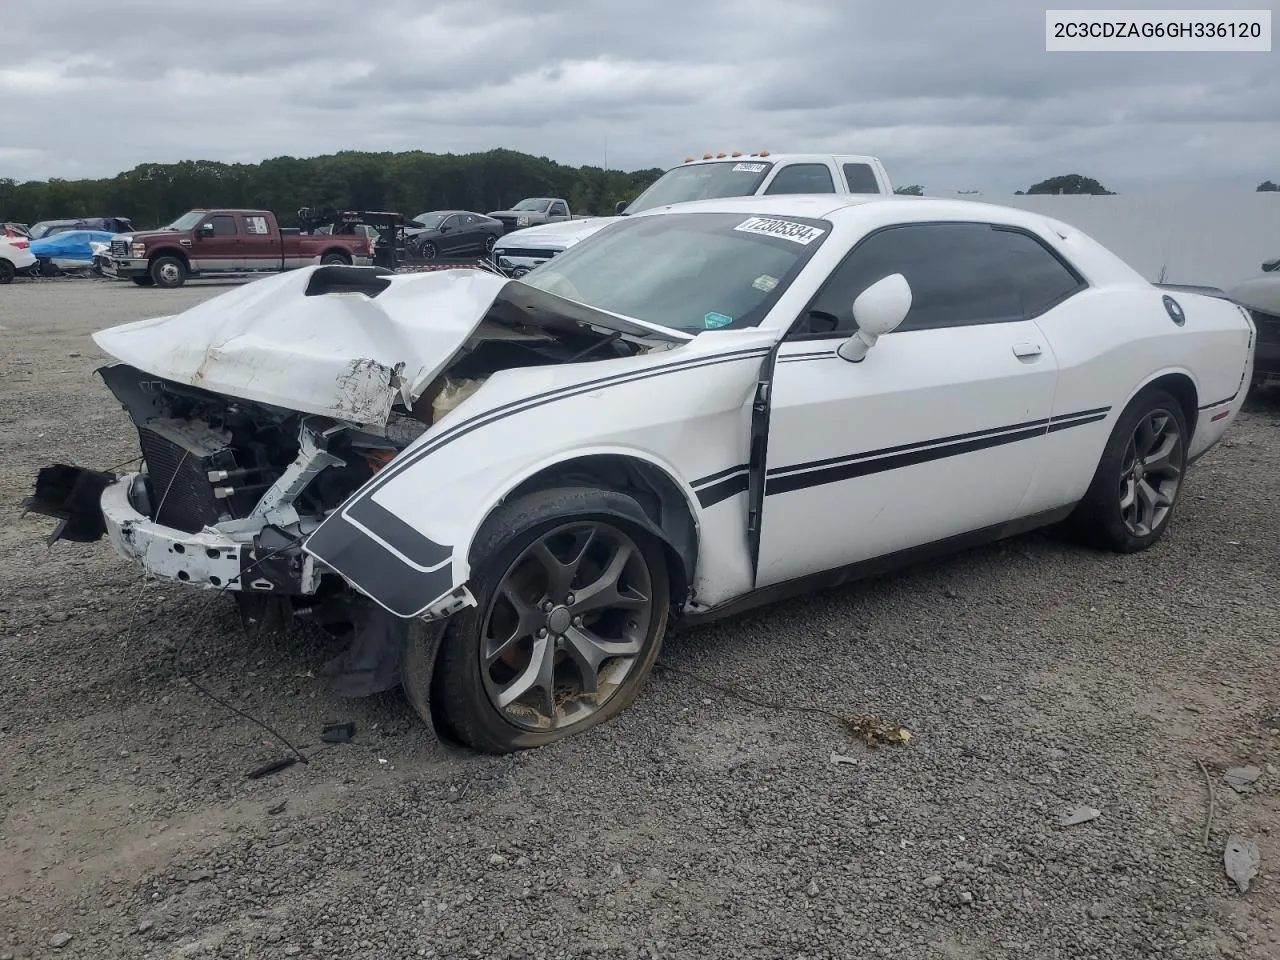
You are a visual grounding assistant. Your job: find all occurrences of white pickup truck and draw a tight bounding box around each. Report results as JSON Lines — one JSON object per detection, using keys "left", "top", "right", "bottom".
{"left": 493, "top": 152, "right": 894, "bottom": 276}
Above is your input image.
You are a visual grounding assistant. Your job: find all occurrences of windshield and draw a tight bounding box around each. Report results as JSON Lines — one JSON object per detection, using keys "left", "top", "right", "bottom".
{"left": 164, "top": 211, "right": 208, "bottom": 231}
{"left": 512, "top": 199, "right": 550, "bottom": 212}
{"left": 625, "top": 161, "right": 775, "bottom": 215}
{"left": 520, "top": 211, "right": 828, "bottom": 334}
{"left": 413, "top": 214, "right": 446, "bottom": 229}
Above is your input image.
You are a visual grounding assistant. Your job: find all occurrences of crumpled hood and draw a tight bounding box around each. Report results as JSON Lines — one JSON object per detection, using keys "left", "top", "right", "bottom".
{"left": 496, "top": 217, "right": 616, "bottom": 249}
{"left": 92, "top": 266, "right": 511, "bottom": 430}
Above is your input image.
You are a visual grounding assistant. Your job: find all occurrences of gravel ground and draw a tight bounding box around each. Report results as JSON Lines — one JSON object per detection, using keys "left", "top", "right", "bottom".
{"left": 2, "top": 277, "right": 1279, "bottom": 960}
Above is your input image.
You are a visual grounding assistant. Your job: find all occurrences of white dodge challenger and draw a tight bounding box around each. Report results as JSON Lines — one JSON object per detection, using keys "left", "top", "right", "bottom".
{"left": 28, "top": 195, "right": 1255, "bottom": 753}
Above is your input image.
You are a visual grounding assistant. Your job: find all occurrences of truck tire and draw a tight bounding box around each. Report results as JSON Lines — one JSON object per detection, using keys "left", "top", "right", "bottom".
{"left": 150, "top": 255, "right": 187, "bottom": 289}
{"left": 320, "top": 252, "right": 349, "bottom": 266}
{"left": 131, "top": 276, "right": 155, "bottom": 286}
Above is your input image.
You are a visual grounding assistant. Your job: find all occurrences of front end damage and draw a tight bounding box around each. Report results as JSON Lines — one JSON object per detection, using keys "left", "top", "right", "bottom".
{"left": 25, "top": 265, "right": 675, "bottom": 699}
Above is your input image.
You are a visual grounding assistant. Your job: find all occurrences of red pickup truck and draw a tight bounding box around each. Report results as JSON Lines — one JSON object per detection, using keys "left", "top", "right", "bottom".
{"left": 105, "top": 208, "right": 374, "bottom": 288}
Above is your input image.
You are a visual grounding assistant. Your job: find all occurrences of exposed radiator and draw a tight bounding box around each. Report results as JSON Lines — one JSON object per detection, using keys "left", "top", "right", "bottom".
{"left": 138, "top": 419, "right": 238, "bottom": 533}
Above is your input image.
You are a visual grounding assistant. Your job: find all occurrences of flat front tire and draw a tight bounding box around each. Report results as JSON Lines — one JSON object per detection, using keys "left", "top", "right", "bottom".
{"left": 1066, "top": 388, "right": 1189, "bottom": 552}
{"left": 416, "top": 487, "right": 671, "bottom": 754}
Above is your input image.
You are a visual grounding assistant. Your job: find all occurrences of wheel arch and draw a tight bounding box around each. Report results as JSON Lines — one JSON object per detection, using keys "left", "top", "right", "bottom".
{"left": 319, "top": 247, "right": 352, "bottom": 264}
{"left": 1122, "top": 368, "right": 1199, "bottom": 437}
{"left": 148, "top": 247, "right": 190, "bottom": 268}
{"left": 468, "top": 452, "right": 702, "bottom": 610}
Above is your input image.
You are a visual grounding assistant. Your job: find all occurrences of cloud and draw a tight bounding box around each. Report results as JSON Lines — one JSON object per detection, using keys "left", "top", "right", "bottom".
{"left": 0, "top": 0, "right": 1275, "bottom": 193}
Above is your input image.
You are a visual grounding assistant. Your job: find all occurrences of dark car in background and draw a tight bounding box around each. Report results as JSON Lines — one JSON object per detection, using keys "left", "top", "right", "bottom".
{"left": 28, "top": 217, "right": 134, "bottom": 240}
{"left": 1230, "top": 258, "right": 1280, "bottom": 391}
{"left": 404, "top": 210, "right": 503, "bottom": 259}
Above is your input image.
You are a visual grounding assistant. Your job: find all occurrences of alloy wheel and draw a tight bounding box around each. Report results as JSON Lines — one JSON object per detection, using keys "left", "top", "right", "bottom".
{"left": 1118, "top": 408, "right": 1183, "bottom": 536}
{"left": 479, "top": 521, "right": 655, "bottom": 731}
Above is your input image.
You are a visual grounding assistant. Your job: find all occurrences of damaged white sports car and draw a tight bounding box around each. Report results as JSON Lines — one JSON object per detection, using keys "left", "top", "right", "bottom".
{"left": 28, "top": 195, "right": 1255, "bottom": 753}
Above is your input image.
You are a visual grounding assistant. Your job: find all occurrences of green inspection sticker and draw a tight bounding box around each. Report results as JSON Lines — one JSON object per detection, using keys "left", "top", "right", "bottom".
{"left": 704, "top": 312, "right": 733, "bottom": 329}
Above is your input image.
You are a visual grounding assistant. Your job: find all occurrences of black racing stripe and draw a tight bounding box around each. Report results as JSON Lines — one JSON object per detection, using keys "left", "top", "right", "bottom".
{"left": 1046, "top": 412, "right": 1108, "bottom": 433}
{"left": 777, "top": 350, "right": 837, "bottom": 363}
{"left": 696, "top": 472, "right": 749, "bottom": 508}
{"left": 357, "top": 345, "right": 772, "bottom": 499}
{"left": 342, "top": 497, "right": 452, "bottom": 569}
{"left": 766, "top": 416, "right": 1052, "bottom": 479}
{"left": 691, "top": 463, "right": 749, "bottom": 489}
{"left": 303, "top": 521, "right": 455, "bottom": 618}
{"left": 1051, "top": 405, "right": 1110, "bottom": 421}
{"left": 766, "top": 424, "right": 1048, "bottom": 496}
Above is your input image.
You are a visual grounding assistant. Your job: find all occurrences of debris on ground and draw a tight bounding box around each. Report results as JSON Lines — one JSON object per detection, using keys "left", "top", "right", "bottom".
{"left": 842, "top": 715, "right": 912, "bottom": 747}
{"left": 267, "top": 800, "right": 288, "bottom": 815}
{"left": 1224, "top": 835, "right": 1261, "bottom": 893}
{"left": 1059, "top": 805, "right": 1101, "bottom": 827}
{"left": 245, "top": 756, "right": 299, "bottom": 780}
{"left": 829, "top": 752, "right": 858, "bottom": 766}
{"left": 1224, "top": 766, "right": 1263, "bottom": 790}
{"left": 321, "top": 721, "right": 356, "bottom": 744}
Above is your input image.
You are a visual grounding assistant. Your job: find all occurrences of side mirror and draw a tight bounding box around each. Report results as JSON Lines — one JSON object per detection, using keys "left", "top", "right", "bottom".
{"left": 198, "top": 222, "right": 215, "bottom": 239}
{"left": 615, "top": 200, "right": 629, "bottom": 216}
{"left": 837, "top": 273, "right": 912, "bottom": 362}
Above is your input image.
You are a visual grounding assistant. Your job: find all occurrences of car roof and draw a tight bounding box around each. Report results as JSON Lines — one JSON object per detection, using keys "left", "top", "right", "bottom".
{"left": 631, "top": 192, "right": 1084, "bottom": 233}
{"left": 677, "top": 153, "right": 880, "bottom": 167}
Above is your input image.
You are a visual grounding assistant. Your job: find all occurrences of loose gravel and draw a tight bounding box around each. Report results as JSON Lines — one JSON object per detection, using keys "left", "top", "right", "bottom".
{"left": 2, "top": 278, "right": 1279, "bottom": 959}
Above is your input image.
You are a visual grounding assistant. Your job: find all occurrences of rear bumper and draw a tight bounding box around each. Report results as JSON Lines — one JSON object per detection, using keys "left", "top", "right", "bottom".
{"left": 98, "top": 472, "right": 321, "bottom": 595}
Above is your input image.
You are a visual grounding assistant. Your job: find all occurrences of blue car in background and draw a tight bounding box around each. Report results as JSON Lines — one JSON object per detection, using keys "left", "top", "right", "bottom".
{"left": 29, "top": 229, "right": 120, "bottom": 276}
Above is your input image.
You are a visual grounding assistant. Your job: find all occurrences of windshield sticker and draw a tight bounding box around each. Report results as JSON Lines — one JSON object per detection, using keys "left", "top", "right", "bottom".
{"left": 734, "top": 216, "right": 826, "bottom": 245}
{"left": 733, "top": 162, "right": 768, "bottom": 173}
{"left": 704, "top": 312, "right": 733, "bottom": 329}
{"left": 751, "top": 274, "right": 779, "bottom": 293}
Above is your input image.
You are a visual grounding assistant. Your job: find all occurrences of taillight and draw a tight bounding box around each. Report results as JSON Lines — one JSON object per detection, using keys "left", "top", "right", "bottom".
{"left": 9, "top": 239, "right": 29, "bottom": 249}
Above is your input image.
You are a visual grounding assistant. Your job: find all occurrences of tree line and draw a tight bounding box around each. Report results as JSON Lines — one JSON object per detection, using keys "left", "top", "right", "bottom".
{"left": 3, "top": 152, "right": 1276, "bottom": 229}
{"left": 0, "top": 149, "right": 665, "bottom": 229}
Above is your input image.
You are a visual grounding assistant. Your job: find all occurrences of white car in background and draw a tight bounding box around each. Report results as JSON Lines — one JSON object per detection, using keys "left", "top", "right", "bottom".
{"left": 493, "top": 152, "right": 895, "bottom": 276}
{"left": 0, "top": 237, "right": 36, "bottom": 283}
{"left": 29, "top": 194, "right": 1255, "bottom": 753}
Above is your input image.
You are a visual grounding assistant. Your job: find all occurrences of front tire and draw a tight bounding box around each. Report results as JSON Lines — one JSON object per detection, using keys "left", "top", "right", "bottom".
{"left": 417, "top": 487, "right": 671, "bottom": 754}
{"left": 1066, "top": 388, "right": 1189, "bottom": 552}
{"left": 419, "top": 241, "right": 437, "bottom": 261}
{"left": 131, "top": 276, "right": 155, "bottom": 286}
{"left": 150, "top": 255, "right": 187, "bottom": 289}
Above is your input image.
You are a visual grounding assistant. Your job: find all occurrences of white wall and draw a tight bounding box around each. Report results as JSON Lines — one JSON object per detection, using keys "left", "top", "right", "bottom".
{"left": 985, "top": 192, "right": 1280, "bottom": 290}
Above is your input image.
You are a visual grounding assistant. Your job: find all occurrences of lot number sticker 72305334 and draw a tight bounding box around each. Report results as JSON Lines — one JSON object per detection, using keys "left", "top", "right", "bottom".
{"left": 733, "top": 216, "right": 826, "bottom": 245}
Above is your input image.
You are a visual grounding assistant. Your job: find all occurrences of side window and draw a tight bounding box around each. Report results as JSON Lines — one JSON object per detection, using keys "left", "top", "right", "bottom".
{"left": 440, "top": 215, "right": 458, "bottom": 230}
{"left": 764, "top": 163, "right": 836, "bottom": 195}
{"left": 995, "top": 228, "right": 1085, "bottom": 317}
{"left": 463, "top": 214, "right": 478, "bottom": 225}
{"left": 550, "top": 202, "right": 569, "bottom": 216}
{"left": 796, "top": 222, "right": 1023, "bottom": 336}
{"left": 208, "top": 215, "right": 238, "bottom": 237}
{"left": 842, "top": 163, "right": 880, "bottom": 194}
{"left": 241, "top": 215, "right": 270, "bottom": 235}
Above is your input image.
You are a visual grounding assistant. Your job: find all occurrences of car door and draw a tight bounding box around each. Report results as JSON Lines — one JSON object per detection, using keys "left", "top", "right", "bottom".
{"left": 191, "top": 213, "right": 241, "bottom": 270}
{"left": 437, "top": 215, "right": 462, "bottom": 256}
{"left": 237, "top": 213, "right": 279, "bottom": 268}
{"left": 755, "top": 220, "right": 1061, "bottom": 588}
{"left": 548, "top": 200, "right": 570, "bottom": 221}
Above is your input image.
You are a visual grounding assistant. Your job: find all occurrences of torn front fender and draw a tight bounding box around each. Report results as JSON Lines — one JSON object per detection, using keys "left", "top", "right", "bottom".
{"left": 302, "top": 333, "right": 776, "bottom": 619}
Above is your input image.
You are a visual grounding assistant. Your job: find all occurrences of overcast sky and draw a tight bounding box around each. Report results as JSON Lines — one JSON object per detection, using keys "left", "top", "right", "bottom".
{"left": 0, "top": 0, "right": 1276, "bottom": 194}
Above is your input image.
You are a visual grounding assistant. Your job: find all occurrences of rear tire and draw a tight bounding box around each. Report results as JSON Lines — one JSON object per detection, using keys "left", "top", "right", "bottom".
{"left": 1065, "top": 388, "right": 1189, "bottom": 552}
{"left": 150, "top": 255, "right": 187, "bottom": 289}
{"left": 0, "top": 259, "right": 14, "bottom": 284}
{"left": 416, "top": 487, "right": 670, "bottom": 754}
{"left": 320, "top": 252, "right": 349, "bottom": 266}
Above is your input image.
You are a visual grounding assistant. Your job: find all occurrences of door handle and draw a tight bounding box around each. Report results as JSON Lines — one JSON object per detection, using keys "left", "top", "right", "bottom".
{"left": 1012, "top": 342, "right": 1043, "bottom": 359}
